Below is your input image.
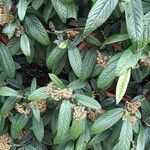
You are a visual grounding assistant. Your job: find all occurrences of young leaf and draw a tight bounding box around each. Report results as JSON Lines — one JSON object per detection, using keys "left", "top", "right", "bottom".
{"left": 28, "top": 87, "right": 48, "bottom": 100}
{"left": 90, "top": 108, "right": 124, "bottom": 134}
{"left": 97, "top": 53, "right": 122, "bottom": 90}
{"left": 116, "top": 47, "right": 141, "bottom": 76}
{"left": 32, "top": 116, "right": 44, "bottom": 142}
{"left": 46, "top": 47, "right": 67, "bottom": 70}
{"left": 125, "top": 0, "right": 143, "bottom": 44}
{"left": 24, "top": 15, "right": 50, "bottom": 45}
{"left": 49, "top": 74, "right": 65, "bottom": 88}
{"left": 0, "top": 42, "right": 16, "bottom": 78}
{"left": 116, "top": 68, "right": 131, "bottom": 104}
{"left": 54, "top": 100, "right": 72, "bottom": 144}
{"left": 80, "top": 49, "right": 97, "bottom": 81}
{"left": 136, "top": 126, "right": 146, "bottom": 150}
{"left": 74, "top": 94, "right": 101, "bottom": 109}
{"left": 0, "top": 87, "right": 19, "bottom": 97}
{"left": 68, "top": 47, "right": 82, "bottom": 78}
{"left": 18, "top": 0, "right": 27, "bottom": 21}
{"left": 20, "top": 33, "right": 31, "bottom": 56}
{"left": 84, "top": 0, "right": 119, "bottom": 35}
{"left": 11, "top": 115, "right": 29, "bottom": 139}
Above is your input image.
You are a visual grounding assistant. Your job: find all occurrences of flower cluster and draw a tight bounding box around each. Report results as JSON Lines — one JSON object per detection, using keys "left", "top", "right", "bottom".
{"left": 47, "top": 82, "right": 73, "bottom": 101}
{"left": 124, "top": 101, "right": 141, "bottom": 125}
{"left": 139, "top": 59, "right": 150, "bottom": 67}
{"left": 96, "top": 52, "right": 111, "bottom": 68}
{"left": 15, "top": 26, "right": 25, "bottom": 37}
{"left": 0, "top": 134, "right": 12, "bottom": 150}
{"left": 73, "top": 105, "right": 87, "bottom": 121}
{"left": 88, "top": 109, "right": 105, "bottom": 122}
{"left": 66, "top": 30, "right": 79, "bottom": 39}
{"left": 30, "top": 100, "right": 47, "bottom": 112}
{"left": 15, "top": 103, "right": 30, "bottom": 115}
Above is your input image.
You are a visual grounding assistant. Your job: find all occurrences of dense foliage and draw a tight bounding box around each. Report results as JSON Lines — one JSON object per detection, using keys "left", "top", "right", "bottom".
{"left": 0, "top": 0, "right": 150, "bottom": 149}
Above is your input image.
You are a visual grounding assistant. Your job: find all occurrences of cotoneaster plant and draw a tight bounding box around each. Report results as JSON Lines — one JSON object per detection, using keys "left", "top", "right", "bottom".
{"left": 0, "top": 0, "right": 150, "bottom": 150}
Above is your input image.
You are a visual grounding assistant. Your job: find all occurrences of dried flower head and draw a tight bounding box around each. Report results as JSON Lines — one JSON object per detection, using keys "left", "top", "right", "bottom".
{"left": 15, "top": 103, "right": 30, "bottom": 115}
{"left": 73, "top": 105, "right": 87, "bottom": 121}
{"left": 0, "top": 134, "right": 12, "bottom": 150}
{"left": 66, "top": 30, "right": 79, "bottom": 39}
{"left": 30, "top": 100, "right": 47, "bottom": 112}
{"left": 97, "top": 52, "right": 111, "bottom": 68}
{"left": 3, "top": 112, "right": 12, "bottom": 119}
{"left": 17, "top": 130, "right": 29, "bottom": 140}
{"left": 88, "top": 109, "right": 105, "bottom": 122}
{"left": 139, "top": 59, "right": 150, "bottom": 67}
{"left": 15, "top": 26, "right": 25, "bottom": 37}
{"left": 47, "top": 82, "right": 73, "bottom": 101}
{"left": 125, "top": 101, "right": 141, "bottom": 115}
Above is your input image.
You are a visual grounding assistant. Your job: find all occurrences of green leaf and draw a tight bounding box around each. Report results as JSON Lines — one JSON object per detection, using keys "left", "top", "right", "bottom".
{"left": 11, "top": 115, "right": 29, "bottom": 139}
{"left": 84, "top": 34, "right": 101, "bottom": 46}
{"left": 1, "top": 97, "right": 19, "bottom": 115}
{"left": 32, "top": 116, "right": 44, "bottom": 142}
{"left": 136, "top": 126, "right": 146, "bottom": 150}
{"left": 116, "top": 68, "right": 131, "bottom": 104}
{"left": 132, "top": 68, "right": 143, "bottom": 83}
{"left": 113, "top": 141, "right": 131, "bottom": 150}
{"left": 20, "top": 33, "right": 31, "bottom": 56}
{"left": 31, "top": 105, "right": 41, "bottom": 122}
{"left": 51, "top": 0, "right": 77, "bottom": 23}
{"left": 97, "top": 53, "right": 122, "bottom": 90}
{"left": 70, "top": 118, "right": 86, "bottom": 140}
{"left": 84, "top": 0, "right": 119, "bottom": 35}
{"left": 54, "top": 100, "right": 72, "bottom": 144}
{"left": 125, "top": 0, "right": 143, "bottom": 44}
{"left": 74, "top": 94, "right": 101, "bottom": 109}
{"left": 75, "top": 129, "right": 90, "bottom": 150}
{"left": 102, "top": 34, "right": 129, "bottom": 47}
{"left": 30, "top": 78, "right": 37, "bottom": 93}
{"left": 24, "top": 15, "right": 50, "bottom": 45}
{"left": 18, "top": 0, "right": 27, "bottom": 21}
{"left": 46, "top": 47, "right": 67, "bottom": 70}
{"left": 68, "top": 79, "right": 86, "bottom": 90}
{"left": 0, "top": 87, "right": 19, "bottom": 97}
{"left": 80, "top": 49, "right": 97, "bottom": 81}
{"left": 119, "top": 120, "right": 133, "bottom": 142}
{"left": 32, "top": 0, "right": 44, "bottom": 10}
{"left": 49, "top": 74, "right": 65, "bottom": 88}
{"left": 89, "top": 130, "right": 111, "bottom": 145}
{"left": 0, "top": 42, "right": 16, "bottom": 78}
{"left": 91, "top": 108, "right": 124, "bottom": 134}
{"left": 28, "top": 87, "right": 48, "bottom": 100}
{"left": 116, "top": 47, "right": 141, "bottom": 76}
{"left": 68, "top": 47, "right": 82, "bottom": 78}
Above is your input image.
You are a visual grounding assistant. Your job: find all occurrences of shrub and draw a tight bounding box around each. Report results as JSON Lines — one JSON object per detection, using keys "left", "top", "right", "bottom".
{"left": 0, "top": 0, "right": 150, "bottom": 149}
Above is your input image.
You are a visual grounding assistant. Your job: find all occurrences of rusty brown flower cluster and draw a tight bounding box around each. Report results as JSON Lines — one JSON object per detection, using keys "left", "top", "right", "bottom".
{"left": 47, "top": 82, "right": 73, "bottom": 101}
{"left": 30, "top": 100, "right": 47, "bottom": 112}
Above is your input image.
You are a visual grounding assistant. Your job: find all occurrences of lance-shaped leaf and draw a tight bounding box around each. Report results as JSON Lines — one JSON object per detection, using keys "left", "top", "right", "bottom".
{"left": 24, "top": 15, "right": 50, "bottom": 45}
{"left": 84, "top": 0, "right": 119, "bottom": 35}
{"left": 20, "top": 33, "right": 31, "bottom": 56}
{"left": 54, "top": 100, "right": 72, "bottom": 144}
{"left": 0, "top": 87, "right": 19, "bottom": 97}
{"left": 18, "top": 0, "right": 27, "bottom": 21}
{"left": 0, "top": 43, "right": 16, "bottom": 78}
{"left": 136, "top": 126, "right": 146, "bottom": 150}
{"left": 116, "top": 68, "right": 131, "bottom": 104}
{"left": 125, "top": 0, "right": 143, "bottom": 43}
{"left": 91, "top": 108, "right": 124, "bottom": 134}
{"left": 68, "top": 47, "right": 82, "bottom": 78}
{"left": 74, "top": 94, "right": 101, "bottom": 109}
